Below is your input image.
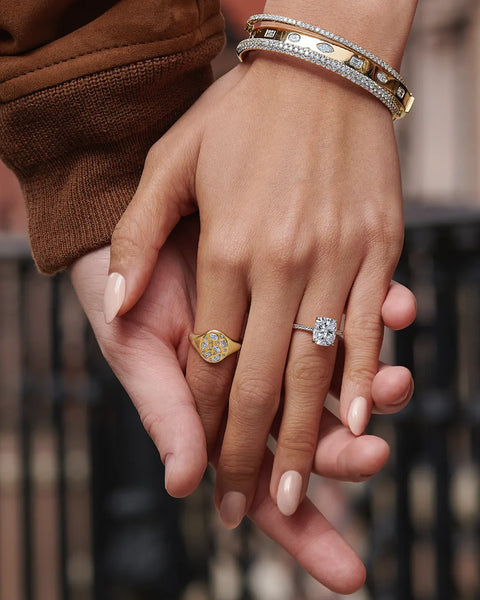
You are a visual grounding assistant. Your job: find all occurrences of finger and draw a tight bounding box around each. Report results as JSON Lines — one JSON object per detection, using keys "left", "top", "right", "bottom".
{"left": 214, "top": 287, "right": 300, "bottom": 529}
{"left": 339, "top": 267, "right": 389, "bottom": 436}
{"left": 271, "top": 285, "right": 346, "bottom": 516}
{"left": 371, "top": 364, "right": 414, "bottom": 413}
{"left": 105, "top": 120, "right": 202, "bottom": 323}
{"left": 270, "top": 403, "right": 391, "bottom": 482}
{"left": 102, "top": 322, "right": 208, "bottom": 498}
{"left": 381, "top": 280, "right": 417, "bottom": 329}
{"left": 311, "top": 408, "right": 390, "bottom": 480}
{"left": 246, "top": 449, "right": 366, "bottom": 594}
{"left": 331, "top": 338, "right": 413, "bottom": 407}
{"left": 329, "top": 278, "right": 414, "bottom": 411}
{"left": 185, "top": 238, "right": 249, "bottom": 457}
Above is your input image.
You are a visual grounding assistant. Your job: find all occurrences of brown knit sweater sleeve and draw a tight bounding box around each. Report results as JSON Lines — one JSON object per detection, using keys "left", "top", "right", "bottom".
{"left": 0, "top": 0, "right": 225, "bottom": 273}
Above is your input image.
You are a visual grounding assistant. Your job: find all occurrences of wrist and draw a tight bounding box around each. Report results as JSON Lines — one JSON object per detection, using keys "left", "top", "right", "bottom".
{"left": 262, "top": 0, "right": 417, "bottom": 68}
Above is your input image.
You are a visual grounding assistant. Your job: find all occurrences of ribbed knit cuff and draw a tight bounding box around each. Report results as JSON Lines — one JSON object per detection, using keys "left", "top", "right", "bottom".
{"left": 0, "top": 35, "right": 223, "bottom": 273}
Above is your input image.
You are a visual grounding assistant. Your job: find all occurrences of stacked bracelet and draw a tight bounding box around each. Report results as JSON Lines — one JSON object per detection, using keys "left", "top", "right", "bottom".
{"left": 236, "top": 14, "right": 414, "bottom": 120}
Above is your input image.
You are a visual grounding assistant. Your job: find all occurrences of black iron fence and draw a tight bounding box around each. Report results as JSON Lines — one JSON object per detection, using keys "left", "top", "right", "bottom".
{"left": 2, "top": 204, "right": 480, "bottom": 600}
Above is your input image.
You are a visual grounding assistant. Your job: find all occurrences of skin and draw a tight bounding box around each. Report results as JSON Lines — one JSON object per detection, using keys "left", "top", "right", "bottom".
{"left": 72, "top": 216, "right": 415, "bottom": 593}
{"left": 106, "top": 0, "right": 418, "bottom": 528}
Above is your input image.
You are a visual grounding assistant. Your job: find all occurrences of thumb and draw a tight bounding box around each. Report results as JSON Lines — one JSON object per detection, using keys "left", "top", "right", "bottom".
{"left": 104, "top": 122, "right": 201, "bottom": 323}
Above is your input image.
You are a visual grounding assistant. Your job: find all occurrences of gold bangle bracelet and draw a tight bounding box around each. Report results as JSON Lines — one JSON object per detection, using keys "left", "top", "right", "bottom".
{"left": 238, "top": 14, "right": 414, "bottom": 120}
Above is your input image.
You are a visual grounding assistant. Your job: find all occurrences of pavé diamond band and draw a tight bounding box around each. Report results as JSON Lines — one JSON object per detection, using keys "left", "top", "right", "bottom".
{"left": 237, "top": 14, "right": 414, "bottom": 120}
{"left": 293, "top": 317, "right": 343, "bottom": 347}
{"left": 189, "top": 330, "right": 242, "bottom": 363}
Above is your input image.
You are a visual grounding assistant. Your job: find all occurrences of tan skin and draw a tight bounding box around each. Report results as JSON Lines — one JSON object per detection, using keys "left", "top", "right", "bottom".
{"left": 106, "top": 0, "right": 417, "bottom": 527}
{"left": 72, "top": 215, "right": 415, "bottom": 593}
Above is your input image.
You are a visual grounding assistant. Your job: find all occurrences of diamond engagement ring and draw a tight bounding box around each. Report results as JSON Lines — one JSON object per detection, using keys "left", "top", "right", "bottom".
{"left": 293, "top": 317, "right": 343, "bottom": 347}
{"left": 189, "top": 330, "right": 242, "bottom": 363}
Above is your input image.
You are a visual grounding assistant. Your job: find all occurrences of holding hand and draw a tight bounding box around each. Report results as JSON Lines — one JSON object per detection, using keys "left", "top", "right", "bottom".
{"left": 73, "top": 215, "right": 414, "bottom": 592}
{"left": 105, "top": 51, "right": 407, "bottom": 525}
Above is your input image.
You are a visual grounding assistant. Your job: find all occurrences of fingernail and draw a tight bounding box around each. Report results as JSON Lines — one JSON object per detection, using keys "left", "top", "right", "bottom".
{"left": 219, "top": 491, "right": 246, "bottom": 529}
{"left": 164, "top": 454, "right": 175, "bottom": 491}
{"left": 402, "top": 380, "right": 414, "bottom": 402}
{"left": 348, "top": 396, "right": 369, "bottom": 436}
{"left": 104, "top": 273, "right": 125, "bottom": 323}
{"left": 277, "top": 470, "right": 302, "bottom": 516}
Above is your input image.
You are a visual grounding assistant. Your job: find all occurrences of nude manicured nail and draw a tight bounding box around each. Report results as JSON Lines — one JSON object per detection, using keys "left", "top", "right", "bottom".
{"left": 277, "top": 470, "right": 302, "bottom": 516}
{"left": 219, "top": 491, "right": 246, "bottom": 529}
{"left": 348, "top": 396, "right": 369, "bottom": 436}
{"left": 104, "top": 273, "right": 125, "bottom": 323}
{"left": 164, "top": 454, "right": 175, "bottom": 491}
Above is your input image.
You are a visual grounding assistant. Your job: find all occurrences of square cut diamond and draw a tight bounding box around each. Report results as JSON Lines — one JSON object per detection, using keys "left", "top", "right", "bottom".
{"left": 264, "top": 29, "right": 276, "bottom": 38}
{"left": 349, "top": 56, "right": 364, "bottom": 70}
{"left": 396, "top": 86, "right": 406, "bottom": 99}
{"left": 376, "top": 71, "right": 388, "bottom": 84}
{"left": 312, "top": 317, "right": 337, "bottom": 346}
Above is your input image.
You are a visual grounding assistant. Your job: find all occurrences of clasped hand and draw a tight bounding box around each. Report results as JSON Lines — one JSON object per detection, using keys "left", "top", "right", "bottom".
{"left": 74, "top": 54, "right": 414, "bottom": 589}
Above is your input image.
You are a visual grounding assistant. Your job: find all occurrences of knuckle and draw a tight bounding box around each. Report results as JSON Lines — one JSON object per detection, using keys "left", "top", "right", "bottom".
{"left": 287, "top": 358, "right": 331, "bottom": 394}
{"left": 199, "top": 237, "right": 247, "bottom": 276}
{"left": 347, "top": 312, "right": 383, "bottom": 346}
{"left": 187, "top": 367, "right": 228, "bottom": 410}
{"left": 144, "top": 140, "right": 165, "bottom": 166}
{"left": 232, "top": 376, "right": 280, "bottom": 421}
{"left": 219, "top": 454, "right": 259, "bottom": 482}
{"left": 347, "top": 363, "right": 378, "bottom": 387}
{"left": 364, "top": 211, "right": 404, "bottom": 258}
{"left": 261, "top": 227, "right": 315, "bottom": 275}
{"left": 111, "top": 215, "right": 152, "bottom": 257}
{"left": 140, "top": 410, "right": 165, "bottom": 445}
{"left": 278, "top": 428, "right": 318, "bottom": 457}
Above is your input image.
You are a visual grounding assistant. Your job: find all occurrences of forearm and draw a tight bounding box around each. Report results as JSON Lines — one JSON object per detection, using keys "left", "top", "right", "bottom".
{"left": 263, "top": 0, "right": 418, "bottom": 67}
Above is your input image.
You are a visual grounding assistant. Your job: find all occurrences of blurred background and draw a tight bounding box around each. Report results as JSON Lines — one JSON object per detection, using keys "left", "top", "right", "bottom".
{"left": 1, "top": 0, "right": 480, "bottom": 599}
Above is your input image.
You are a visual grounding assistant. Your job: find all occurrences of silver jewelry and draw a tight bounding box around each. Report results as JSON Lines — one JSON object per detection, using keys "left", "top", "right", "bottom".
{"left": 293, "top": 317, "right": 343, "bottom": 347}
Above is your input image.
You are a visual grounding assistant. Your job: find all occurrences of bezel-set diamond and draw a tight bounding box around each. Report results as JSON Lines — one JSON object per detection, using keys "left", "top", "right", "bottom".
{"left": 312, "top": 317, "right": 337, "bottom": 346}
{"left": 237, "top": 37, "right": 403, "bottom": 117}
{"left": 349, "top": 56, "right": 364, "bottom": 70}
{"left": 246, "top": 14, "right": 407, "bottom": 84}
{"left": 376, "top": 71, "right": 388, "bottom": 84}
{"left": 241, "top": 13, "right": 413, "bottom": 119}
{"left": 317, "top": 42, "right": 334, "bottom": 53}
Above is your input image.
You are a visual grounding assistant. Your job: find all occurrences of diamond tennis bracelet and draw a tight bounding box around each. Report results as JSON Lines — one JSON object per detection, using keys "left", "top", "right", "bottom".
{"left": 237, "top": 14, "right": 414, "bottom": 120}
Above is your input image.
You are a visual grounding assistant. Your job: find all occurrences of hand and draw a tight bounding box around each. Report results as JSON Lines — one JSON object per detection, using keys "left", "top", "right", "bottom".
{"left": 72, "top": 216, "right": 414, "bottom": 592}
{"left": 106, "top": 54, "right": 407, "bottom": 523}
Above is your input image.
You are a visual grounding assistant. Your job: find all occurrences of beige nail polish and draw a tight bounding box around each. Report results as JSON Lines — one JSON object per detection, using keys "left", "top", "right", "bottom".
{"left": 348, "top": 396, "right": 369, "bottom": 436}
{"left": 277, "top": 470, "right": 302, "bottom": 516}
{"left": 164, "top": 454, "right": 175, "bottom": 491}
{"left": 103, "top": 272, "right": 125, "bottom": 323}
{"left": 219, "top": 491, "right": 246, "bottom": 529}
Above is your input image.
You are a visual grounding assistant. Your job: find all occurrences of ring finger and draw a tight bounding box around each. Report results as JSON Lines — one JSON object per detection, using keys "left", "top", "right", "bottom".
{"left": 270, "top": 281, "right": 348, "bottom": 516}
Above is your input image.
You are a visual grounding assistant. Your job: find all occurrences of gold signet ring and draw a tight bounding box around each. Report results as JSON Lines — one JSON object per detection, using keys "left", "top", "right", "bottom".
{"left": 189, "top": 330, "right": 242, "bottom": 364}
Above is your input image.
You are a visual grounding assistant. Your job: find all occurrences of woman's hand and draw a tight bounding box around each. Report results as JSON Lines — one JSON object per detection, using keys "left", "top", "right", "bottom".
{"left": 73, "top": 215, "right": 414, "bottom": 592}
{"left": 106, "top": 52, "right": 408, "bottom": 524}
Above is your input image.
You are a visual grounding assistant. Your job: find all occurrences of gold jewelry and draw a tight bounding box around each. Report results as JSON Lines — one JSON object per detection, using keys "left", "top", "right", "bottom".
{"left": 237, "top": 14, "right": 414, "bottom": 120}
{"left": 189, "top": 330, "right": 242, "bottom": 363}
